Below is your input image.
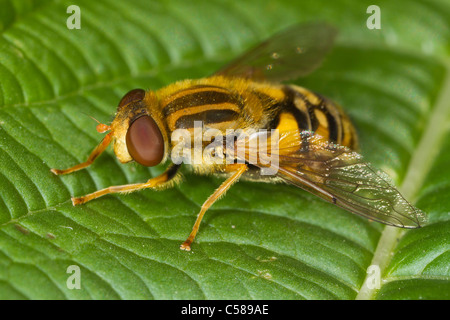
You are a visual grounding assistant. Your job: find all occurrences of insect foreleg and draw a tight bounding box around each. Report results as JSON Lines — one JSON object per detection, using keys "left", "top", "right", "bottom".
{"left": 51, "top": 133, "right": 113, "bottom": 175}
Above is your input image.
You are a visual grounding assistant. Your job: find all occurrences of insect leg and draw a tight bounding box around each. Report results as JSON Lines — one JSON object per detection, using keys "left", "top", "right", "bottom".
{"left": 180, "top": 164, "right": 248, "bottom": 251}
{"left": 71, "top": 164, "right": 181, "bottom": 205}
{"left": 51, "top": 133, "right": 113, "bottom": 175}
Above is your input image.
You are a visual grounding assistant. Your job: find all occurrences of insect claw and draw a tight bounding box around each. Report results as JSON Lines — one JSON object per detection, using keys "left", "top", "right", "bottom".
{"left": 180, "top": 241, "right": 192, "bottom": 251}
{"left": 50, "top": 168, "right": 63, "bottom": 175}
{"left": 71, "top": 197, "right": 84, "bottom": 206}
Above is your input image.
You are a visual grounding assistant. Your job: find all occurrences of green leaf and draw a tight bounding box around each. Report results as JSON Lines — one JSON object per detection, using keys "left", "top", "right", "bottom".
{"left": 0, "top": 0, "right": 449, "bottom": 300}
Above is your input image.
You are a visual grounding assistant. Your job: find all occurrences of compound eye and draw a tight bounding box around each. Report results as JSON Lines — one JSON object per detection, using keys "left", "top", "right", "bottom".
{"left": 126, "top": 116, "right": 164, "bottom": 167}
{"left": 118, "top": 89, "right": 146, "bottom": 110}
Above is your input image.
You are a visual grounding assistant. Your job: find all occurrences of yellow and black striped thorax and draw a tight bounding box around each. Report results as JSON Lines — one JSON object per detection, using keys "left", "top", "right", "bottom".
{"left": 157, "top": 77, "right": 358, "bottom": 151}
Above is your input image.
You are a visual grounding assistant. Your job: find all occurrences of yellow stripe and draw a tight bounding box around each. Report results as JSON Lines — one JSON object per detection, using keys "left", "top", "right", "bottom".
{"left": 291, "top": 86, "right": 321, "bottom": 105}
{"left": 340, "top": 113, "right": 358, "bottom": 150}
{"left": 314, "top": 109, "right": 328, "bottom": 128}
{"left": 254, "top": 86, "right": 286, "bottom": 101}
{"left": 276, "top": 112, "right": 299, "bottom": 132}
{"left": 240, "top": 90, "right": 263, "bottom": 123}
{"left": 293, "top": 95, "right": 309, "bottom": 114}
{"left": 313, "top": 109, "right": 329, "bottom": 140}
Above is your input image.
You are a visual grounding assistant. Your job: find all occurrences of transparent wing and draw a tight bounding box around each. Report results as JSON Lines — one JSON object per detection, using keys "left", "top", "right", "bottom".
{"left": 215, "top": 22, "right": 337, "bottom": 82}
{"left": 232, "top": 129, "right": 427, "bottom": 228}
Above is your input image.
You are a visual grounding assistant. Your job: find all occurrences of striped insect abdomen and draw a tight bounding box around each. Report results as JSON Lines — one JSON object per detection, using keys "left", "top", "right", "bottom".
{"left": 275, "top": 85, "right": 358, "bottom": 150}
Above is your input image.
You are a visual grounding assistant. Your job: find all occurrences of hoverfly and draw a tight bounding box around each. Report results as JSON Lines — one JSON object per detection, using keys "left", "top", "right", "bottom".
{"left": 51, "top": 22, "right": 427, "bottom": 251}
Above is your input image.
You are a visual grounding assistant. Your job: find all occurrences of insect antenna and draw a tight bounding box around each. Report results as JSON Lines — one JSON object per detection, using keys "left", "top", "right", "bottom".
{"left": 81, "top": 112, "right": 112, "bottom": 133}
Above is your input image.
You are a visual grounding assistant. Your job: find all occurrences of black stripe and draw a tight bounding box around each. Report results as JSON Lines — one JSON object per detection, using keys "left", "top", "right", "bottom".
{"left": 250, "top": 91, "right": 282, "bottom": 129}
{"left": 324, "top": 106, "right": 338, "bottom": 143}
{"left": 166, "top": 164, "right": 181, "bottom": 180}
{"left": 174, "top": 109, "right": 239, "bottom": 129}
{"left": 312, "top": 92, "right": 340, "bottom": 143}
{"left": 306, "top": 101, "right": 319, "bottom": 132}
{"left": 280, "top": 86, "right": 310, "bottom": 131}
{"left": 314, "top": 96, "right": 339, "bottom": 143}
{"left": 163, "top": 88, "right": 236, "bottom": 117}
{"left": 268, "top": 112, "right": 281, "bottom": 129}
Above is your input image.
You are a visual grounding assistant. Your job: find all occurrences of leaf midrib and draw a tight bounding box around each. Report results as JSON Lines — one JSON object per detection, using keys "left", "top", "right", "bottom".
{"left": 356, "top": 60, "right": 450, "bottom": 300}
